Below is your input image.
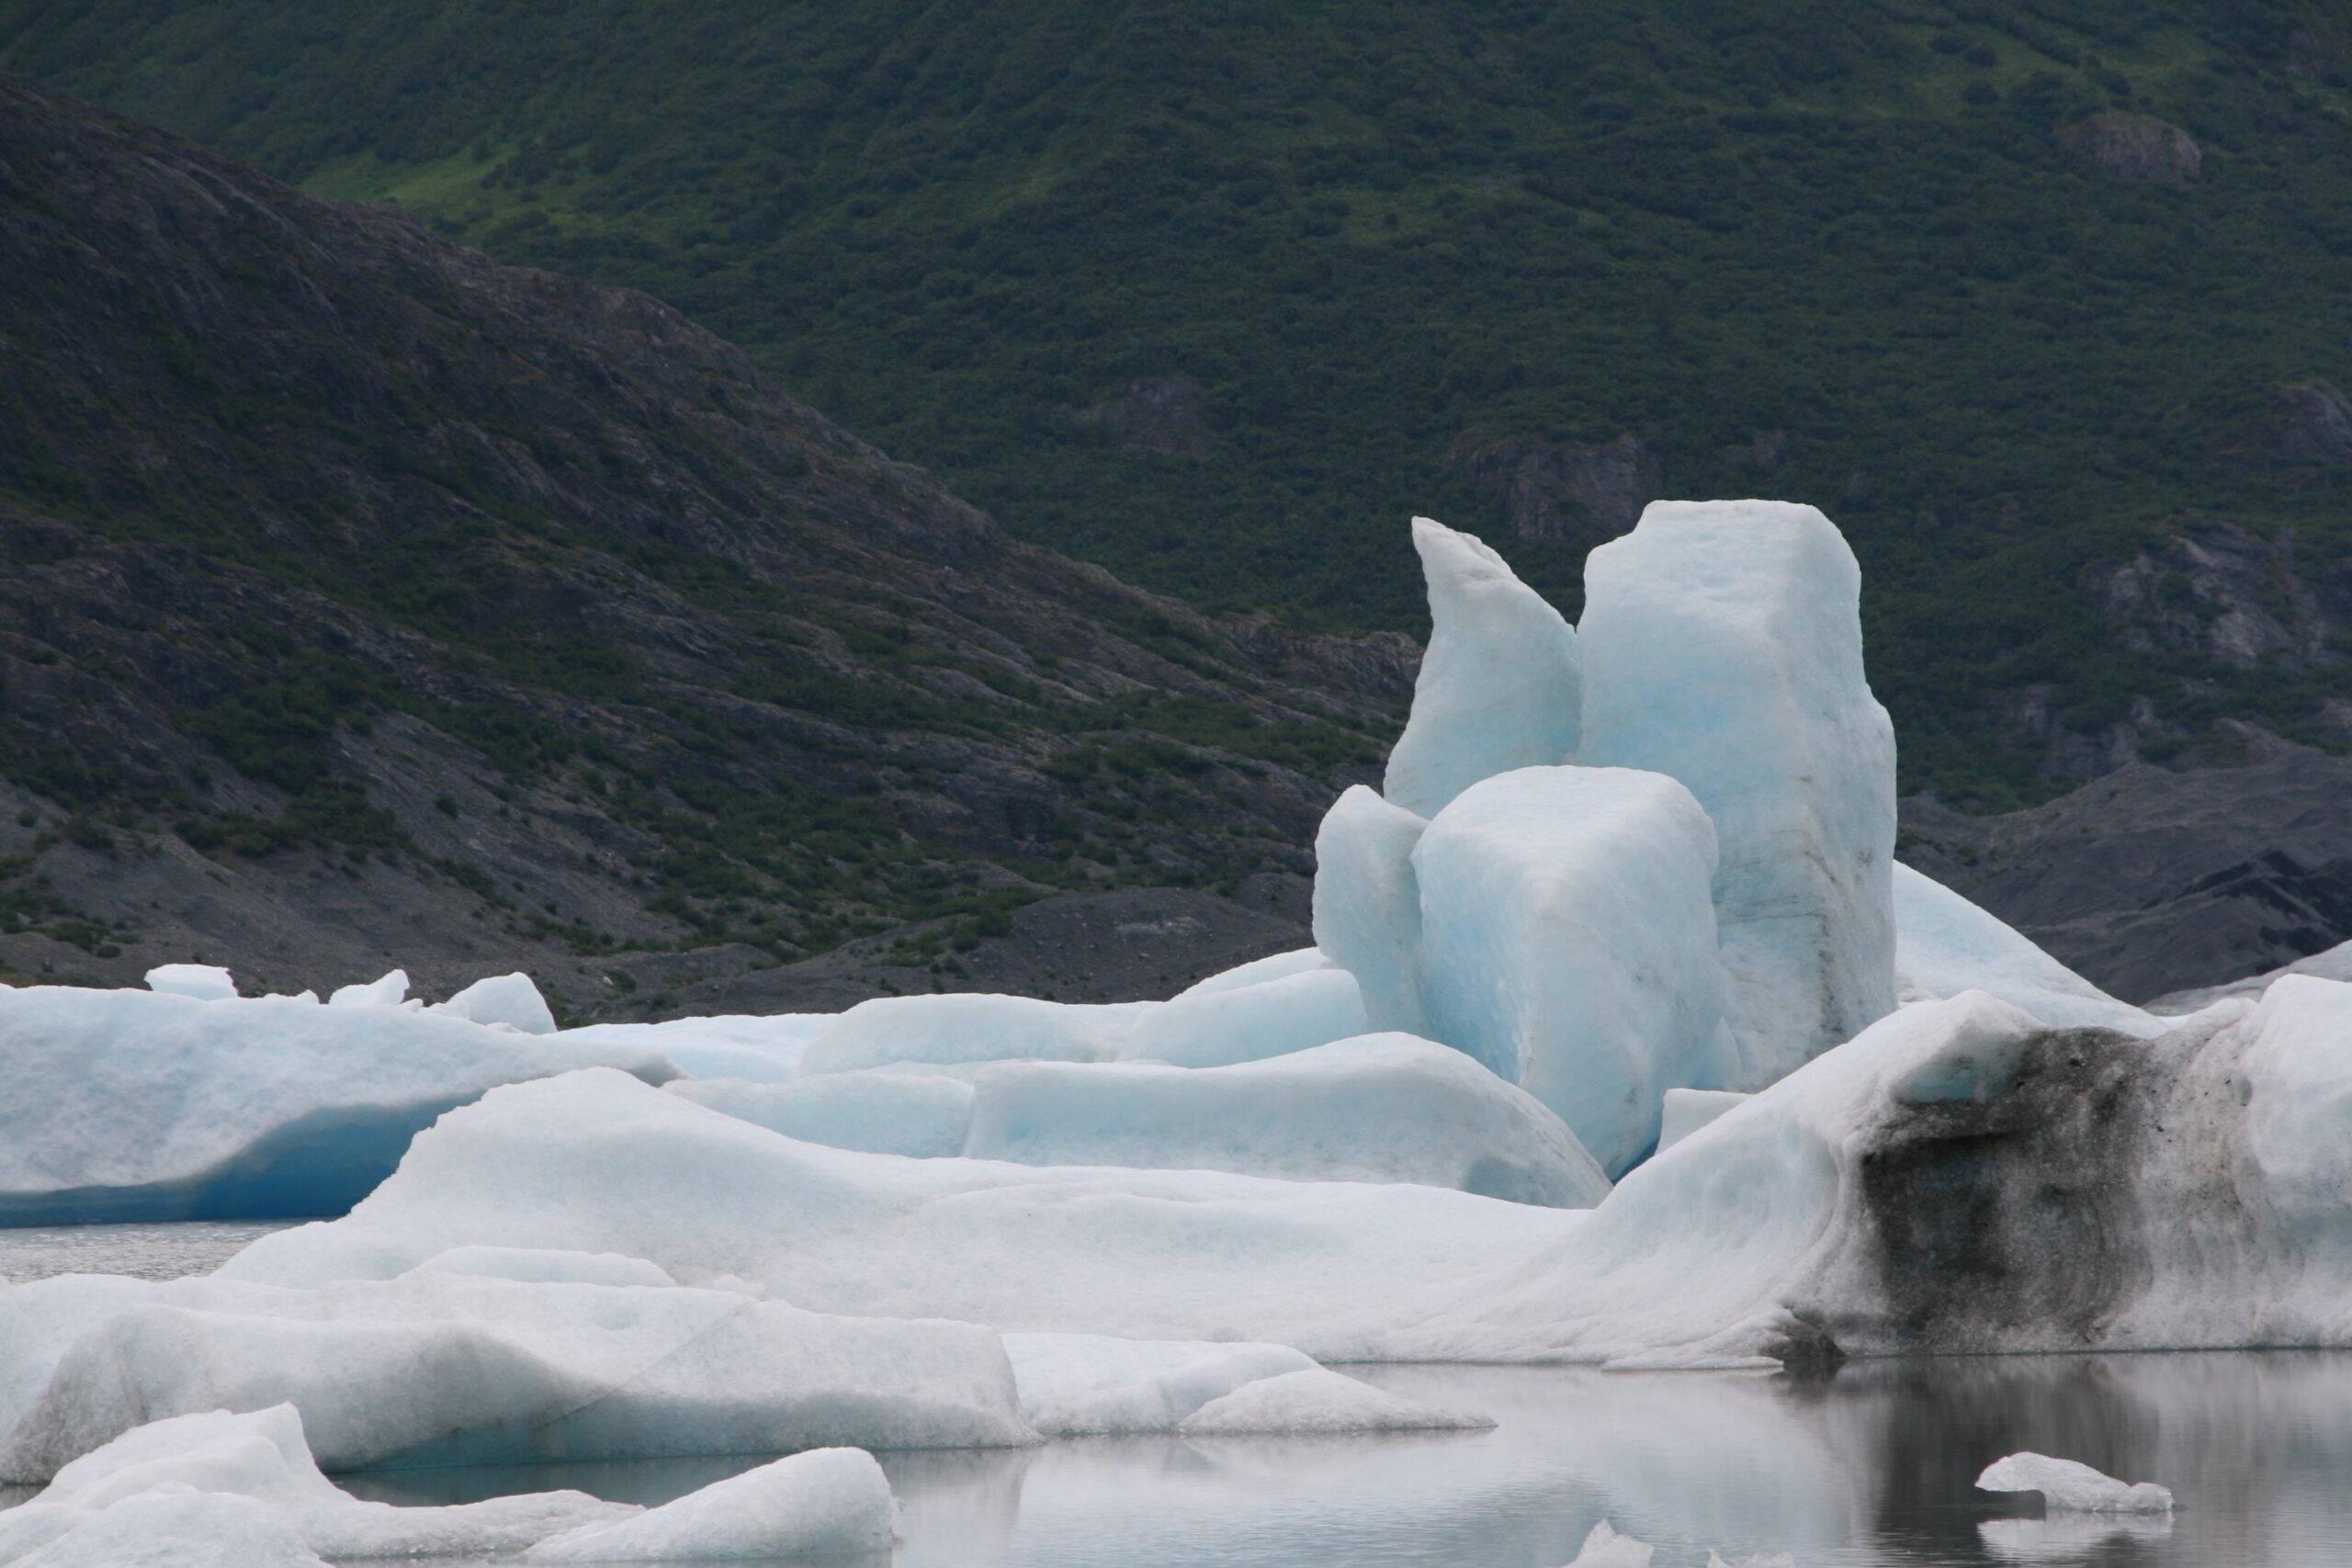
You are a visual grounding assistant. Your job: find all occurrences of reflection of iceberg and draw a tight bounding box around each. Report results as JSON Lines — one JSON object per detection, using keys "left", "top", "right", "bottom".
{"left": 1978, "top": 1511, "right": 2175, "bottom": 1561}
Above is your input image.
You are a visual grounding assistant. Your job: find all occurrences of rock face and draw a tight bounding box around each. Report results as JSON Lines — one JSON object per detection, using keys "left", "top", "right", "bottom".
{"left": 1075, "top": 376, "right": 1216, "bottom": 457}
{"left": 2054, "top": 112, "right": 2201, "bottom": 186}
{"left": 2082, "top": 523, "right": 2352, "bottom": 671}
{"left": 1448, "top": 431, "right": 1663, "bottom": 544}
{"left": 1900, "top": 750, "right": 2352, "bottom": 1002}
{"left": 0, "top": 74, "right": 1400, "bottom": 1013}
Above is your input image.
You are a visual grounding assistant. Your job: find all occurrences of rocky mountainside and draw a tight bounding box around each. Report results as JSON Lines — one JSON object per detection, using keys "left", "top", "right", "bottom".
{"left": 0, "top": 74, "right": 1408, "bottom": 1014}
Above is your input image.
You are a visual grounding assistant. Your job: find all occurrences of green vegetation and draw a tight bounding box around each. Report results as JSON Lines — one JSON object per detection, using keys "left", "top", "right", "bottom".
{"left": 10, "top": 1, "right": 2352, "bottom": 807}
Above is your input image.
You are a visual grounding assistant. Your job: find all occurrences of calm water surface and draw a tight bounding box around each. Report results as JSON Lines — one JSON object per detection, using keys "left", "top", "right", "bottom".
{"left": 6, "top": 1225, "right": 2348, "bottom": 1566}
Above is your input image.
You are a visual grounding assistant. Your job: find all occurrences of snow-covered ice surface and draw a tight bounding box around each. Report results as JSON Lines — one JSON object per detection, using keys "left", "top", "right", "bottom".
{"left": 667, "top": 1068, "right": 977, "bottom": 1157}
{"left": 1310, "top": 786, "right": 1432, "bottom": 1035}
{"left": 1893, "top": 863, "right": 2163, "bottom": 1035}
{"left": 1381, "top": 517, "right": 1579, "bottom": 818}
{"left": 1415, "top": 765, "right": 1733, "bottom": 1177}
{"left": 1974, "top": 1450, "right": 2173, "bottom": 1512}
{"left": 962, "top": 1035, "right": 1609, "bottom": 1204}
{"left": 0, "top": 985, "right": 675, "bottom": 1225}
{"left": 1579, "top": 499, "right": 1898, "bottom": 1086}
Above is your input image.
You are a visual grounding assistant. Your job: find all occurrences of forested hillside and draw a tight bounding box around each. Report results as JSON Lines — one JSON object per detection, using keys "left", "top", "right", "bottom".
{"left": 9, "top": 0, "right": 2352, "bottom": 807}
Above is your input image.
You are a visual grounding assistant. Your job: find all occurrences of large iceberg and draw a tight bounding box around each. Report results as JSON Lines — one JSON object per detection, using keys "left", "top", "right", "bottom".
{"left": 1380, "top": 516, "right": 1580, "bottom": 817}
{"left": 962, "top": 1035, "right": 1609, "bottom": 1205}
{"left": 1310, "top": 785, "right": 1432, "bottom": 1035}
{"left": 0, "top": 984, "right": 675, "bottom": 1225}
{"left": 1414, "top": 765, "right": 1735, "bottom": 1176}
{"left": 1579, "top": 499, "right": 1898, "bottom": 1085}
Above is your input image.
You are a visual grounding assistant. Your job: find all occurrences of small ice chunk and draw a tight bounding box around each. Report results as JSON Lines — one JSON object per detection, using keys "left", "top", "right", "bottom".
{"left": 1312, "top": 785, "right": 1432, "bottom": 1035}
{"left": 799, "top": 993, "right": 1119, "bottom": 1077}
{"left": 1655, "top": 1089, "right": 1751, "bottom": 1154}
{"left": 1173, "top": 948, "right": 1328, "bottom": 998}
{"left": 143, "top": 964, "right": 236, "bottom": 1002}
{"left": 1705, "top": 1552, "right": 1795, "bottom": 1568}
{"left": 12, "top": 1489, "right": 331, "bottom": 1568}
{"left": 524, "top": 1447, "right": 894, "bottom": 1562}
{"left": 1175, "top": 1367, "right": 1492, "bottom": 1436}
{"left": 1382, "top": 516, "right": 1580, "bottom": 818}
{"left": 327, "top": 970, "right": 409, "bottom": 1009}
{"left": 1121, "top": 967, "right": 1366, "bottom": 1069}
{"left": 1975, "top": 1451, "right": 2172, "bottom": 1512}
{"left": 405, "top": 1247, "right": 677, "bottom": 1289}
{"left": 1563, "top": 1519, "right": 1654, "bottom": 1568}
{"left": 433, "top": 973, "right": 559, "bottom": 1035}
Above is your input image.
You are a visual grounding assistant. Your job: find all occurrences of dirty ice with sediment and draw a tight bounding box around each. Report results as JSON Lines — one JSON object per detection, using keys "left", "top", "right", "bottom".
{"left": 2, "top": 500, "right": 2328, "bottom": 1559}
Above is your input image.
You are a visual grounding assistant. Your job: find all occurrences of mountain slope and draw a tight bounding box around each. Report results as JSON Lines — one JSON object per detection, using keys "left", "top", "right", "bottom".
{"left": 0, "top": 73, "right": 1405, "bottom": 1010}
{"left": 10, "top": 0, "right": 2352, "bottom": 807}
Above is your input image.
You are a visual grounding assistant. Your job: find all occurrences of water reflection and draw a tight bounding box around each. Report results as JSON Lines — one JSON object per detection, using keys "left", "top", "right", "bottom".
{"left": 177, "top": 1354, "right": 2352, "bottom": 1565}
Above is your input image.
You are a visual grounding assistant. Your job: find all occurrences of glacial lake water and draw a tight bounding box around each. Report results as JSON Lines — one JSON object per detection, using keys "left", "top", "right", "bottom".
{"left": 6, "top": 1224, "right": 2352, "bottom": 1566}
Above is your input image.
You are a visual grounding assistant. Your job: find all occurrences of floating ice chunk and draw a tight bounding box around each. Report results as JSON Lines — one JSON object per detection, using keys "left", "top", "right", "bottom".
{"left": 1580, "top": 499, "right": 1897, "bottom": 1087}
{"left": 964, "top": 1035, "right": 1609, "bottom": 1206}
{"left": 432, "top": 972, "right": 559, "bottom": 1034}
{"left": 1562, "top": 1519, "right": 1654, "bottom": 1568}
{"left": 11, "top": 1489, "right": 329, "bottom": 1568}
{"left": 1975, "top": 1451, "right": 2172, "bottom": 1512}
{"left": 669, "top": 1070, "right": 976, "bottom": 1158}
{"left": 1121, "top": 967, "right": 1366, "bottom": 1069}
{"left": 799, "top": 994, "right": 1121, "bottom": 1077}
{"left": 1655, "top": 1089, "right": 1751, "bottom": 1155}
{"left": 0, "top": 987, "right": 676, "bottom": 1226}
{"left": 0, "top": 1271, "right": 1035, "bottom": 1480}
{"left": 327, "top": 970, "right": 409, "bottom": 1009}
{"left": 1705, "top": 1551, "right": 1795, "bottom": 1568}
{"left": 1894, "top": 865, "right": 2162, "bottom": 1037}
{"left": 143, "top": 964, "right": 236, "bottom": 1002}
{"left": 1415, "top": 765, "right": 1734, "bottom": 1178}
{"left": 1312, "top": 785, "right": 1432, "bottom": 1035}
{"left": 1003, "top": 1333, "right": 1314, "bottom": 1435}
{"left": 1173, "top": 948, "right": 1328, "bottom": 998}
{"left": 1382, "top": 517, "right": 1579, "bottom": 818}
{"left": 406, "top": 1247, "right": 677, "bottom": 1288}
{"left": 0, "top": 1404, "right": 630, "bottom": 1561}
{"left": 525, "top": 1447, "right": 894, "bottom": 1562}
{"left": 1174, "top": 1368, "right": 1491, "bottom": 1436}
{"left": 560, "top": 1014, "right": 833, "bottom": 1082}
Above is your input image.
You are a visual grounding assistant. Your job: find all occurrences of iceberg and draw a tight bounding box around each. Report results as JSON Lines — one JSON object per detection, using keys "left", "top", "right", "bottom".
{"left": 1173, "top": 1367, "right": 1490, "bottom": 1436}
{"left": 668, "top": 1069, "right": 977, "bottom": 1158}
{"left": 1310, "top": 785, "right": 1432, "bottom": 1035}
{"left": 142, "top": 964, "right": 236, "bottom": 1001}
{"left": 1563, "top": 1519, "right": 1655, "bottom": 1568}
{"left": 429, "top": 971, "right": 559, "bottom": 1033}
{"left": 963, "top": 1035, "right": 1609, "bottom": 1205}
{"left": 1120, "top": 966, "right": 1366, "bottom": 1068}
{"left": 0, "top": 1269, "right": 1035, "bottom": 1480}
{"left": 1894, "top": 863, "right": 2162, "bottom": 1037}
{"left": 559, "top": 1012, "right": 834, "bottom": 1082}
{"left": 1579, "top": 499, "right": 1897, "bottom": 1086}
{"left": 326, "top": 969, "right": 409, "bottom": 1009}
{"left": 524, "top": 1447, "right": 895, "bottom": 1562}
{"left": 1001, "top": 1333, "right": 1316, "bottom": 1436}
{"left": 1975, "top": 1451, "right": 2173, "bottom": 1512}
{"left": 1414, "top": 765, "right": 1735, "bottom": 1177}
{"left": 208, "top": 1069, "right": 1585, "bottom": 1357}
{"left": 1172, "top": 947, "right": 1328, "bottom": 998}
{"left": 1381, "top": 517, "right": 1580, "bottom": 818}
{"left": 0, "top": 985, "right": 675, "bottom": 1225}
{"left": 9, "top": 1490, "right": 329, "bottom": 1568}
{"left": 798, "top": 993, "right": 1125, "bottom": 1076}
